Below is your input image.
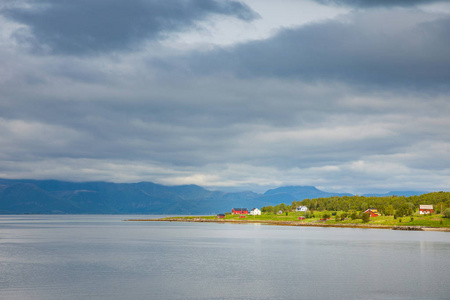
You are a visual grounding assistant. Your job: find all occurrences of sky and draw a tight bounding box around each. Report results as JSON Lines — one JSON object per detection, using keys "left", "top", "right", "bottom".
{"left": 0, "top": 0, "right": 449, "bottom": 194}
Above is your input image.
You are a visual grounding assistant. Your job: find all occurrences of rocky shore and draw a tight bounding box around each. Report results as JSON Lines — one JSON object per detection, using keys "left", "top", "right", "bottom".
{"left": 127, "top": 217, "right": 392, "bottom": 229}
{"left": 127, "top": 217, "right": 450, "bottom": 231}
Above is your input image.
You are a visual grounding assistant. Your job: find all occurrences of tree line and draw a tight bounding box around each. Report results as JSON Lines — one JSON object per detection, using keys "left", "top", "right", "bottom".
{"left": 261, "top": 191, "right": 450, "bottom": 216}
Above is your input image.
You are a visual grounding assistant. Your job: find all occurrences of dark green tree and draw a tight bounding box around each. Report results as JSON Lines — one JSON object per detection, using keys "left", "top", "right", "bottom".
{"left": 436, "top": 202, "right": 446, "bottom": 214}
{"left": 361, "top": 202, "right": 369, "bottom": 211}
{"left": 444, "top": 208, "right": 450, "bottom": 218}
{"left": 385, "top": 205, "right": 395, "bottom": 216}
{"left": 362, "top": 212, "right": 370, "bottom": 223}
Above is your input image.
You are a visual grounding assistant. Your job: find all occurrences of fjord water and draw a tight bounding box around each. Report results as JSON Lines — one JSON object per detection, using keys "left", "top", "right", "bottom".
{"left": 0, "top": 215, "right": 449, "bottom": 300}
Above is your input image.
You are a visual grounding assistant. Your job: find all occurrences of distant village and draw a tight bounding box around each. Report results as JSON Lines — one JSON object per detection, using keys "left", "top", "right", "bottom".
{"left": 150, "top": 194, "right": 449, "bottom": 229}
{"left": 217, "top": 205, "right": 435, "bottom": 219}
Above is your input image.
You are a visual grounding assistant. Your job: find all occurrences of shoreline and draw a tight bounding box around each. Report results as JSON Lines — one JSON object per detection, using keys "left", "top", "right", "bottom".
{"left": 126, "top": 217, "right": 450, "bottom": 231}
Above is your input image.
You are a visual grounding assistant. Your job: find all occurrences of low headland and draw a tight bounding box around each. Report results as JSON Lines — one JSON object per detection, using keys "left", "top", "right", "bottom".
{"left": 128, "top": 192, "right": 450, "bottom": 231}
{"left": 128, "top": 212, "right": 450, "bottom": 231}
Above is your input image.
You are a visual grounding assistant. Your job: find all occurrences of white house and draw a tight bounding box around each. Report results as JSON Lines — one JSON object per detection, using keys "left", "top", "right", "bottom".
{"left": 296, "top": 206, "right": 308, "bottom": 212}
{"left": 249, "top": 208, "right": 261, "bottom": 215}
{"left": 419, "top": 205, "right": 433, "bottom": 214}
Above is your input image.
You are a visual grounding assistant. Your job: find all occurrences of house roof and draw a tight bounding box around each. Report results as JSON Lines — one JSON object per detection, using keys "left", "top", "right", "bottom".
{"left": 419, "top": 205, "right": 433, "bottom": 209}
{"left": 232, "top": 208, "right": 248, "bottom": 211}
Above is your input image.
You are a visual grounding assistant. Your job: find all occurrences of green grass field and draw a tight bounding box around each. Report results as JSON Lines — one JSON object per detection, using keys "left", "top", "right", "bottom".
{"left": 172, "top": 211, "right": 450, "bottom": 228}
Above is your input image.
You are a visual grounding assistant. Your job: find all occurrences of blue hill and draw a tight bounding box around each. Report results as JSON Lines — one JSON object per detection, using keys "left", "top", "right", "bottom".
{"left": 264, "top": 185, "right": 352, "bottom": 200}
{"left": 0, "top": 178, "right": 429, "bottom": 214}
{"left": 362, "top": 191, "right": 428, "bottom": 197}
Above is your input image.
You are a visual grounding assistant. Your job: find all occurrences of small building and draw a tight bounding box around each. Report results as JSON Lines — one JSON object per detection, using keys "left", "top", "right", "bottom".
{"left": 231, "top": 208, "right": 248, "bottom": 215}
{"left": 364, "top": 208, "right": 379, "bottom": 217}
{"left": 298, "top": 216, "right": 305, "bottom": 220}
{"left": 249, "top": 208, "right": 261, "bottom": 215}
{"left": 419, "top": 205, "right": 433, "bottom": 214}
{"left": 296, "top": 206, "right": 308, "bottom": 212}
{"left": 217, "top": 214, "right": 225, "bottom": 219}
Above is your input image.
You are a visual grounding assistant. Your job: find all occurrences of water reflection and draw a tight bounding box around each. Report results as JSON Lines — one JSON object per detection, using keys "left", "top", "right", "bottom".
{"left": 0, "top": 215, "right": 449, "bottom": 300}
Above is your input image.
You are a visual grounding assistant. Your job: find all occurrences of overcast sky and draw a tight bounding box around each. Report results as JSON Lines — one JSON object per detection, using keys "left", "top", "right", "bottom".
{"left": 1, "top": 0, "right": 449, "bottom": 194}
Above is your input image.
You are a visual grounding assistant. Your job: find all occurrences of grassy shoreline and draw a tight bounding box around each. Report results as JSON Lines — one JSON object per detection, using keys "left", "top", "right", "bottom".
{"left": 127, "top": 213, "right": 450, "bottom": 231}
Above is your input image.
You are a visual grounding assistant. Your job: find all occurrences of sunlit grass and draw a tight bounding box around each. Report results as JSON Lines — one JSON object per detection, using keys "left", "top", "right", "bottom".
{"left": 166, "top": 211, "right": 450, "bottom": 227}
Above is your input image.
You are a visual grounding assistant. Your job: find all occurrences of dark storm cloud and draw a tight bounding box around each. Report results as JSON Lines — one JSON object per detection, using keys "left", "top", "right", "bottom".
{"left": 182, "top": 12, "right": 450, "bottom": 89}
{"left": 314, "top": 0, "right": 442, "bottom": 8}
{"left": 2, "top": 0, "right": 257, "bottom": 55}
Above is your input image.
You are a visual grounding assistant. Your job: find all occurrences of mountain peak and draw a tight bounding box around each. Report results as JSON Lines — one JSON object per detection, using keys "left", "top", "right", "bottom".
{"left": 0, "top": 178, "right": 430, "bottom": 214}
{"left": 264, "top": 186, "right": 320, "bottom": 195}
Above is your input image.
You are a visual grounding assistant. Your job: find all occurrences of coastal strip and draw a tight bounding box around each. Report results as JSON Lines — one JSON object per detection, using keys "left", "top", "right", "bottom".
{"left": 126, "top": 217, "right": 450, "bottom": 231}
{"left": 124, "top": 217, "right": 410, "bottom": 230}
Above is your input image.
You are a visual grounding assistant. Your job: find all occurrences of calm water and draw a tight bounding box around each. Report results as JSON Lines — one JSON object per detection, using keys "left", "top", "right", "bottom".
{"left": 0, "top": 215, "right": 449, "bottom": 300}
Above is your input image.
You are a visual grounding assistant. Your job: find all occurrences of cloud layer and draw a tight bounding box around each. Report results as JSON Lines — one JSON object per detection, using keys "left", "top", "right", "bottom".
{"left": 314, "top": 0, "right": 442, "bottom": 8}
{"left": 3, "top": 0, "right": 257, "bottom": 54}
{"left": 0, "top": 0, "right": 449, "bottom": 193}
{"left": 181, "top": 10, "right": 450, "bottom": 89}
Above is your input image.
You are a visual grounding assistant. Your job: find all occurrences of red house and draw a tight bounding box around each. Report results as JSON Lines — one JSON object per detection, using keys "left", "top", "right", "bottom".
{"left": 217, "top": 214, "right": 225, "bottom": 219}
{"left": 419, "top": 205, "right": 433, "bottom": 214}
{"left": 231, "top": 208, "right": 248, "bottom": 215}
{"left": 364, "top": 209, "right": 379, "bottom": 217}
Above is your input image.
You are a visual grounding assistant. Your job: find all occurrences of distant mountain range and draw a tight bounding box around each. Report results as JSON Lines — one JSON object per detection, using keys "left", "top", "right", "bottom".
{"left": 0, "top": 178, "right": 428, "bottom": 214}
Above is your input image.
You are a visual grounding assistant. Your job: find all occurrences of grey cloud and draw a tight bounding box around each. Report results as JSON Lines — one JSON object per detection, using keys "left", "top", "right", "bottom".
{"left": 180, "top": 12, "right": 450, "bottom": 90}
{"left": 1, "top": 4, "right": 449, "bottom": 192}
{"left": 1, "top": 70, "right": 449, "bottom": 190}
{"left": 1, "top": 68, "right": 446, "bottom": 172}
{"left": 2, "top": 0, "right": 257, "bottom": 55}
{"left": 313, "top": 0, "right": 442, "bottom": 8}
